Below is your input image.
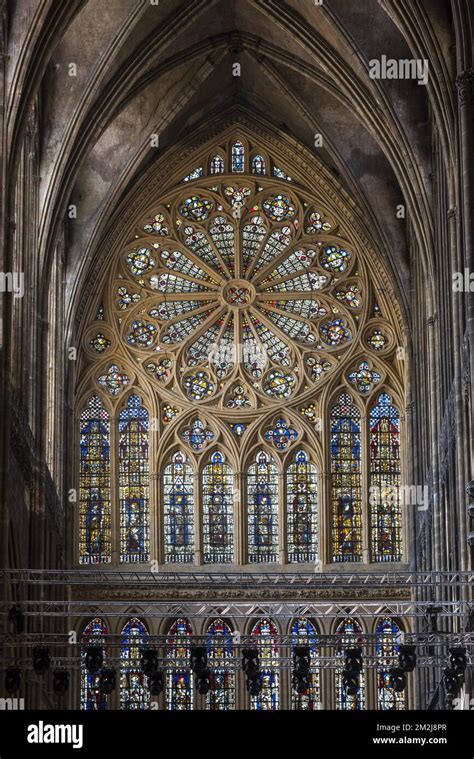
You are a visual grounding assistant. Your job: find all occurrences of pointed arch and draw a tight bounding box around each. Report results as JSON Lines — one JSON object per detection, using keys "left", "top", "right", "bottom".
{"left": 231, "top": 139, "right": 245, "bottom": 172}
{"left": 334, "top": 617, "right": 365, "bottom": 710}
{"left": 251, "top": 153, "right": 267, "bottom": 175}
{"left": 286, "top": 449, "right": 318, "bottom": 563}
{"left": 330, "top": 392, "right": 362, "bottom": 562}
{"left": 369, "top": 392, "right": 402, "bottom": 562}
{"left": 120, "top": 617, "right": 150, "bottom": 709}
{"left": 118, "top": 394, "right": 150, "bottom": 563}
{"left": 375, "top": 617, "right": 405, "bottom": 710}
{"left": 202, "top": 450, "right": 234, "bottom": 564}
{"left": 205, "top": 619, "right": 235, "bottom": 710}
{"left": 251, "top": 618, "right": 279, "bottom": 711}
{"left": 166, "top": 618, "right": 193, "bottom": 711}
{"left": 247, "top": 450, "right": 279, "bottom": 563}
{"left": 80, "top": 618, "right": 109, "bottom": 710}
{"left": 163, "top": 451, "right": 194, "bottom": 564}
{"left": 209, "top": 153, "right": 225, "bottom": 174}
{"left": 290, "top": 617, "right": 321, "bottom": 710}
{"left": 79, "top": 396, "right": 111, "bottom": 564}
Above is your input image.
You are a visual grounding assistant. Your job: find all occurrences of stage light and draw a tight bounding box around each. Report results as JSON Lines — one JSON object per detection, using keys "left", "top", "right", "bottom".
{"left": 196, "top": 668, "right": 211, "bottom": 695}
{"left": 242, "top": 649, "right": 259, "bottom": 677}
{"left": 246, "top": 671, "right": 262, "bottom": 696}
{"left": 149, "top": 671, "right": 164, "bottom": 696}
{"left": 85, "top": 645, "right": 103, "bottom": 674}
{"left": 190, "top": 646, "right": 207, "bottom": 676}
{"left": 293, "top": 645, "right": 310, "bottom": 695}
{"left": 449, "top": 647, "right": 468, "bottom": 674}
{"left": 52, "top": 670, "right": 69, "bottom": 693}
{"left": 398, "top": 645, "right": 417, "bottom": 673}
{"left": 388, "top": 667, "right": 406, "bottom": 693}
{"left": 443, "top": 667, "right": 463, "bottom": 699}
{"left": 99, "top": 669, "right": 116, "bottom": 695}
{"left": 342, "top": 670, "right": 359, "bottom": 697}
{"left": 32, "top": 647, "right": 51, "bottom": 675}
{"left": 8, "top": 606, "right": 24, "bottom": 634}
{"left": 141, "top": 649, "right": 159, "bottom": 677}
{"left": 345, "top": 648, "right": 363, "bottom": 674}
{"left": 5, "top": 668, "right": 21, "bottom": 694}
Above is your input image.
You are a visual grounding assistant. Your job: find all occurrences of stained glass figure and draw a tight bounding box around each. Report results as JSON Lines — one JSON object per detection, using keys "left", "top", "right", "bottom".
{"left": 202, "top": 452, "right": 234, "bottom": 563}
{"left": 370, "top": 393, "right": 402, "bottom": 562}
{"left": 251, "top": 619, "right": 279, "bottom": 710}
{"left": 210, "top": 154, "right": 225, "bottom": 174}
{"left": 120, "top": 618, "right": 150, "bottom": 709}
{"left": 166, "top": 619, "right": 193, "bottom": 710}
{"left": 118, "top": 395, "right": 149, "bottom": 563}
{"left": 251, "top": 154, "right": 266, "bottom": 174}
{"left": 264, "top": 418, "right": 298, "bottom": 450}
{"left": 335, "top": 618, "right": 365, "bottom": 710}
{"left": 348, "top": 361, "right": 381, "bottom": 394}
{"left": 81, "top": 618, "right": 108, "bottom": 710}
{"left": 163, "top": 452, "right": 194, "bottom": 563}
{"left": 79, "top": 396, "right": 111, "bottom": 564}
{"left": 291, "top": 618, "right": 321, "bottom": 710}
{"left": 231, "top": 141, "right": 245, "bottom": 172}
{"left": 247, "top": 452, "right": 279, "bottom": 563}
{"left": 206, "top": 619, "right": 235, "bottom": 709}
{"left": 376, "top": 618, "right": 405, "bottom": 709}
{"left": 330, "top": 394, "right": 362, "bottom": 562}
{"left": 286, "top": 450, "right": 318, "bottom": 563}
{"left": 180, "top": 418, "right": 214, "bottom": 451}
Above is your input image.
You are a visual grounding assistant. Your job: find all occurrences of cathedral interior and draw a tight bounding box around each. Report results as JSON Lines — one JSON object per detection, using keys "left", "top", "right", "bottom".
{"left": 0, "top": 0, "right": 473, "bottom": 713}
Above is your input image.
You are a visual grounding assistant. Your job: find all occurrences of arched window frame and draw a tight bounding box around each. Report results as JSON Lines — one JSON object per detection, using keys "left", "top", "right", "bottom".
{"left": 120, "top": 617, "right": 150, "bottom": 709}
{"left": 80, "top": 617, "right": 109, "bottom": 710}
{"left": 166, "top": 618, "right": 194, "bottom": 711}
{"left": 205, "top": 618, "right": 236, "bottom": 710}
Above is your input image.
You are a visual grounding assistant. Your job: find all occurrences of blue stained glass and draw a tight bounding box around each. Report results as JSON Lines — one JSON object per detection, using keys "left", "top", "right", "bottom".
{"left": 206, "top": 619, "right": 235, "bottom": 710}
{"left": 231, "top": 141, "right": 244, "bottom": 172}
{"left": 291, "top": 618, "right": 321, "bottom": 710}
{"left": 166, "top": 619, "right": 193, "bottom": 710}
{"left": 335, "top": 618, "right": 365, "bottom": 710}
{"left": 163, "top": 452, "right": 194, "bottom": 563}
{"left": 81, "top": 618, "right": 108, "bottom": 710}
{"left": 120, "top": 618, "right": 150, "bottom": 709}
{"left": 202, "top": 452, "right": 234, "bottom": 563}
{"left": 264, "top": 418, "right": 298, "bottom": 450}
{"left": 376, "top": 618, "right": 405, "bottom": 710}
{"left": 286, "top": 450, "right": 318, "bottom": 563}
{"left": 251, "top": 154, "right": 266, "bottom": 174}
{"left": 251, "top": 619, "right": 279, "bottom": 710}
{"left": 247, "top": 452, "right": 279, "bottom": 563}
{"left": 118, "top": 395, "right": 149, "bottom": 563}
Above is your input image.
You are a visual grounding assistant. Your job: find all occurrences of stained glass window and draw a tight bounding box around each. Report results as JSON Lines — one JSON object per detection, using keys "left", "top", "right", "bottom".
{"left": 291, "top": 618, "right": 321, "bottom": 710}
{"left": 231, "top": 141, "right": 245, "bottom": 172}
{"left": 210, "top": 154, "right": 225, "bottom": 174}
{"left": 118, "top": 395, "right": 149, "bottom": 563}
{"left": 163, "top": 452, "right": 194, "bottom": 563}
{"left": 376, "top": 618, "right": 405, "bottom": 710}
{"left": 251, "top": 154, "right": 266, "bottom": 174}
{"left": 166, "top": 619, "right": 193, "bottom": 710}
{"left": 370, "top": 393, "right": 402, "bottom": 562}
{"left": 206, "top": 619, "right": 235, "bottom": 710}
{"left": 202, "top": 452, "right": 234, "bottom": 563}
{"left": 120, "top": 618, "right": 150, "bottom": 709}
{"left": 81, "top": 618, "right": 108, "bottom": 710}
{"left": 79, "top": 396, "right": 111, "bottom": 564}
{"left": 335, "top": 618, "right": 365, "bottom": 710}
{"left": 247, "top": 451, "right": 279, "bottom": 563}
{"left": 330, "top": 393, "right": 362, "bottom": 562}
{"left": 251, "top": 619, "right": 279, "bottom": 710}
{"left": 286, "top": 450, "right": 318, "bottom": 563}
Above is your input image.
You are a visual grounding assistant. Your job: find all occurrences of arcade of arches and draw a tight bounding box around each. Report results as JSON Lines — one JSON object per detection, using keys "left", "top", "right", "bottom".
{"left": 0, "top": 0, "right": 472, "bottom": 711}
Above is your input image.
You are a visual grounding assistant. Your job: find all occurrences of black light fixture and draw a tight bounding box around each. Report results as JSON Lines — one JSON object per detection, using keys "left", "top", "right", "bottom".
{"left": 246, "top": 671, "right": 262, "bottom": 696}
{"left": 196, "top": 668, "right": 212, "bottom": 695}
{"left": 398, "top": 645, "right": 417, "bottom": 673}
{"left": 141, "top": 649, "right": 159, "bottom": 677}
{"left": 342, "top": 671, "right": 359, "bottom": 697}
{"left": 52, "top": 670, "right": 69, "bottom": 693}
{"left": 8, "top": 606, "right": 24, "bottom": 634}
{"left": 99, "top": 669, "right": 116, "bottom": 695}
{"left": 242, "top": 649, "right": 259, "bottom": 677}
{"left": 293, "top": 646, "right": 311, "bottom": 695}
{"left": 5, "top": 668, "right": 21, "bottom": 694}
{"left": 32, "top": 647, "right": 51, "bottom": 675}
{"left": 345, "top": 648, "right": 363, "bottom": 674}
{"left": 149, "top": 671, "right": 164, "bottom": 696}
{"left": 190, "top": 646, "right": 207, "bottom": 676}
{"left": 85, "top": 645, "right": 103, "bottom": 674}
{"left": 449, "top": 647, "right": 468, "bottom": 675}
{"left": 443, "top": 667, "right": 463, "bottom": 699}
{"left": 388, "top": 667, "right": 406, "bottom": 693}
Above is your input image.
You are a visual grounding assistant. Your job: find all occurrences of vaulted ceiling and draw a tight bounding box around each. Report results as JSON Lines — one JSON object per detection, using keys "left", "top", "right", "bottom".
{"left": 4, "top": 0, "right": 460, "bottom": 329}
